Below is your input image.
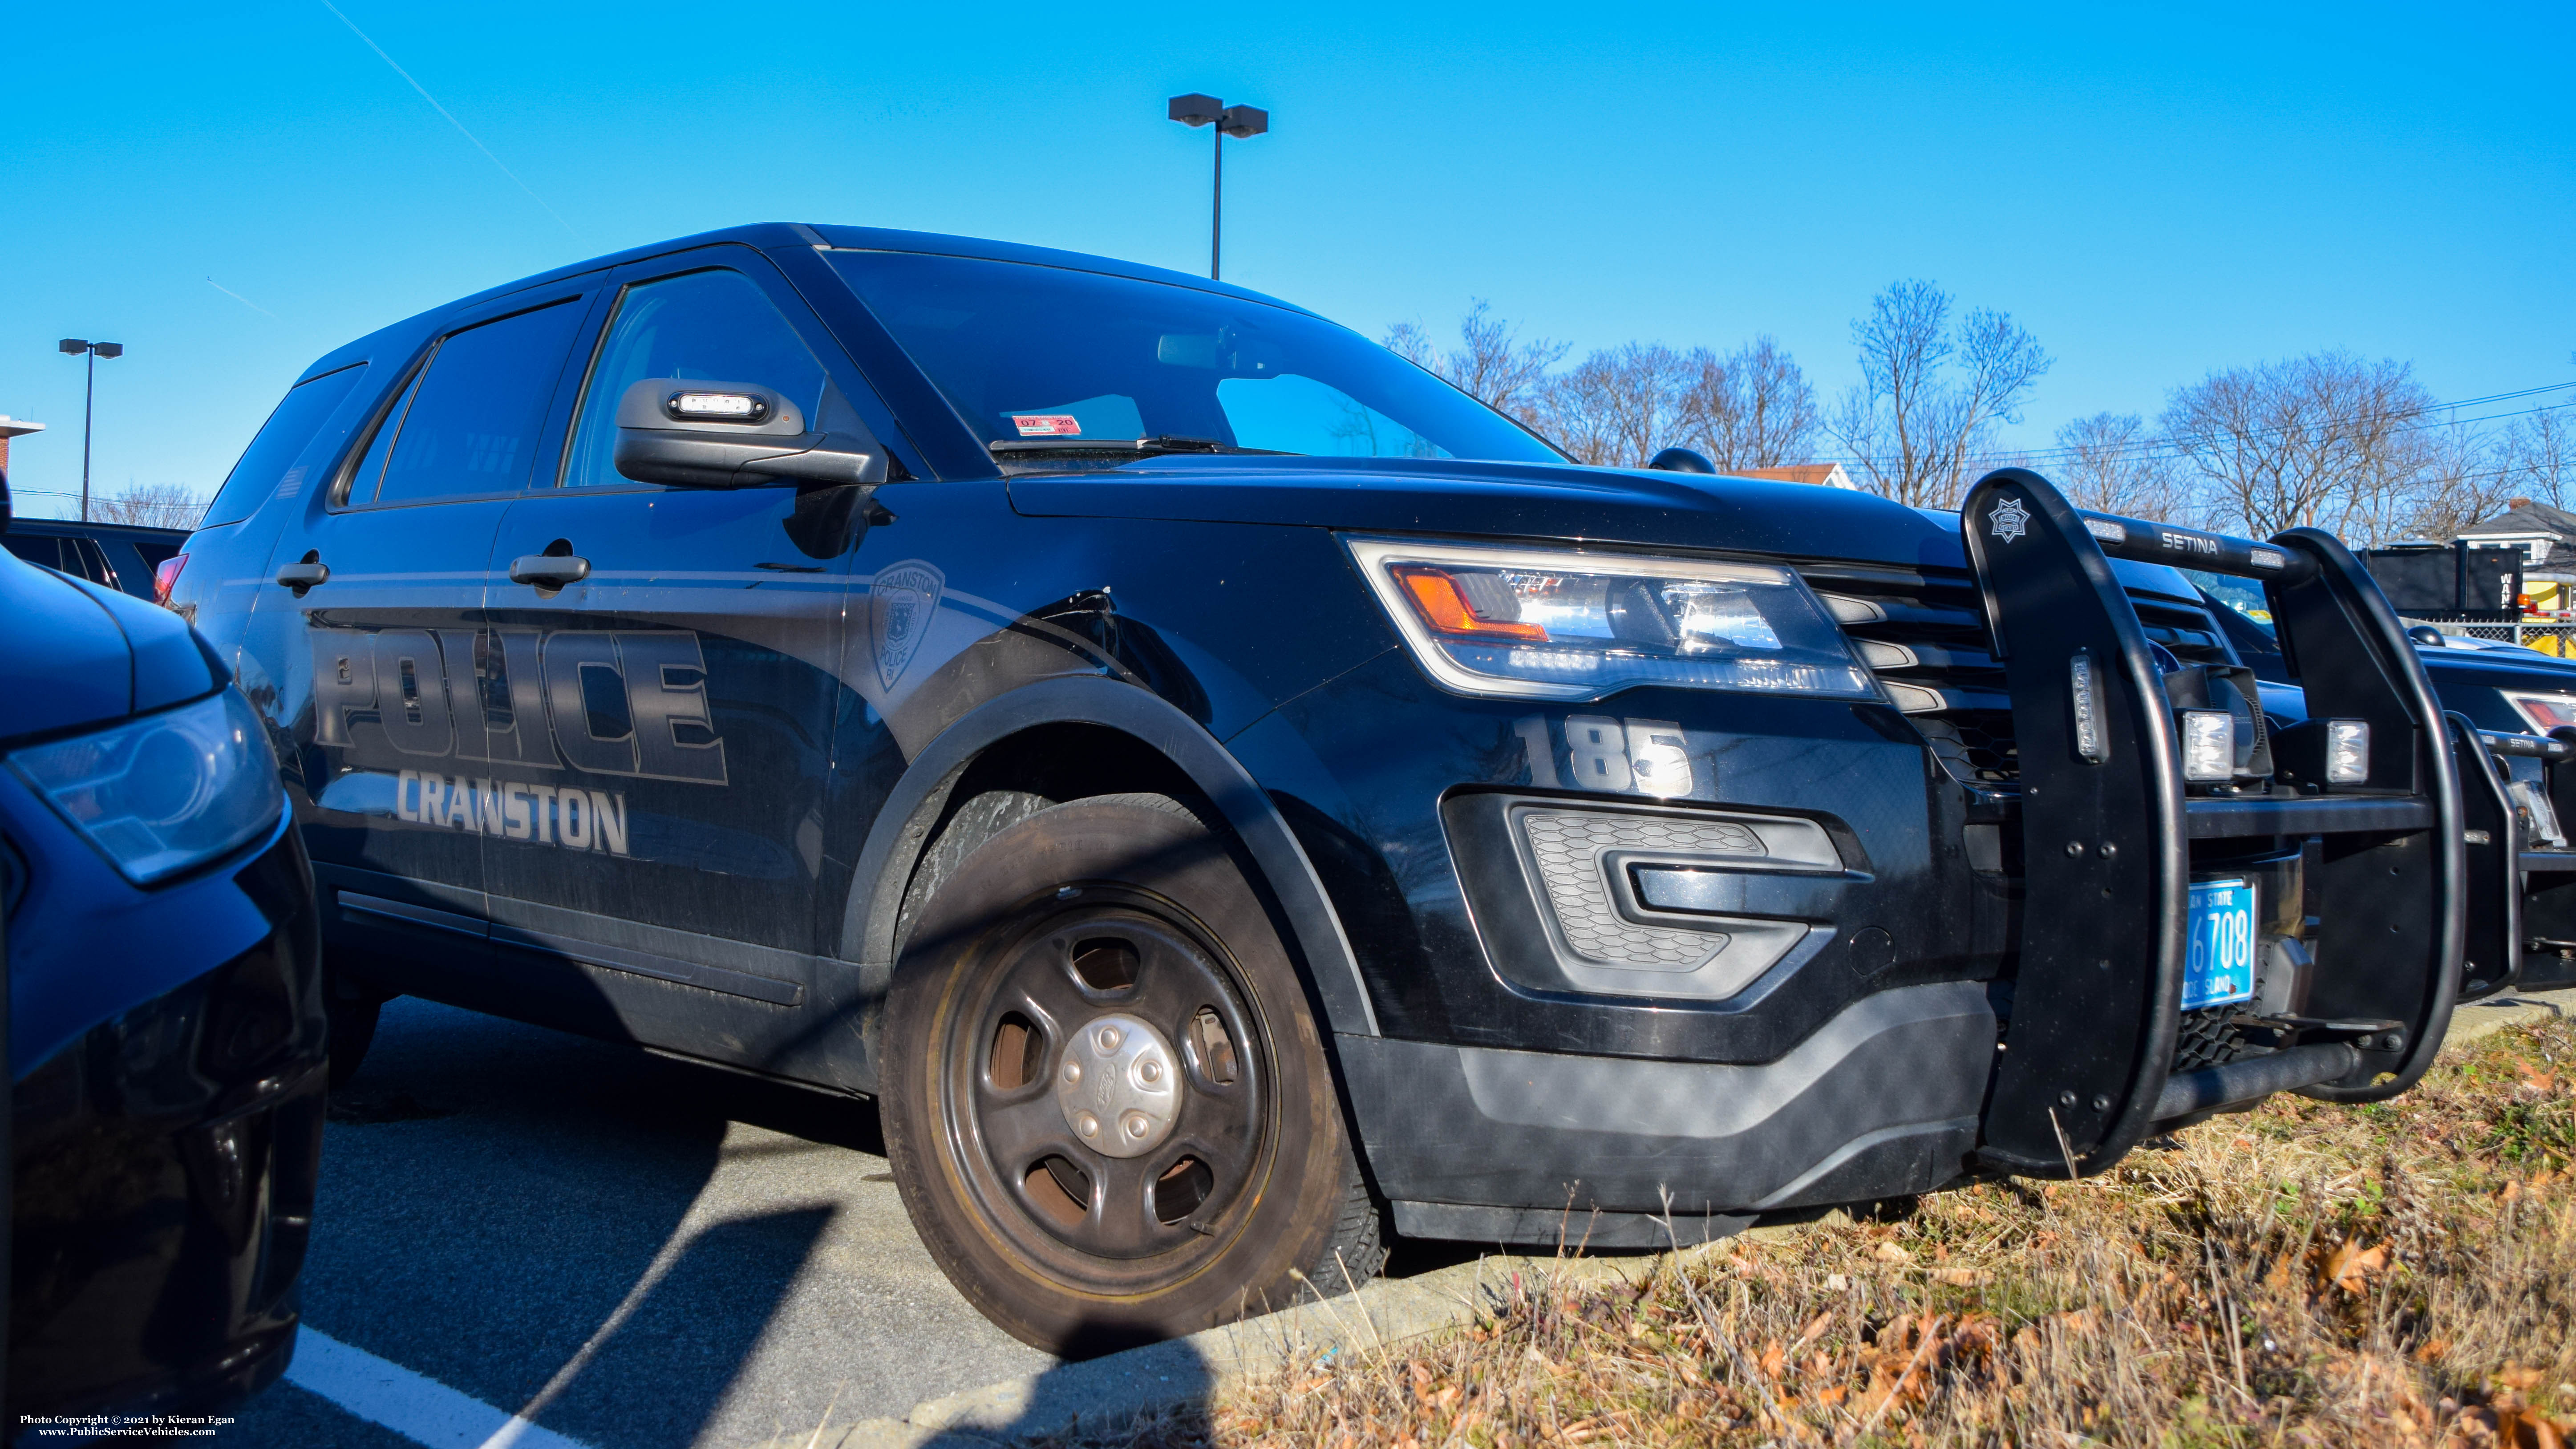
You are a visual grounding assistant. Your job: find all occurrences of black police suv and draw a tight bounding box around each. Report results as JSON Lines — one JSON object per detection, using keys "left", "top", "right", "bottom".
{"left": 1, "top": 473, "right": 327, "bottom": 1419}
{"left": 169, "top": 223, "right": 2483, "bottom": 1352}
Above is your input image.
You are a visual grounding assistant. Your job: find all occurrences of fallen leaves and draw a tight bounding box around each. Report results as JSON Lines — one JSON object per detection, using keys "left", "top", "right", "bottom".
{"left": 2326, "top": 1238, "right": 2390, "bottom": 1295}
{"left": 1201, "top": 1017, "right": 2576, "bottom": 1449}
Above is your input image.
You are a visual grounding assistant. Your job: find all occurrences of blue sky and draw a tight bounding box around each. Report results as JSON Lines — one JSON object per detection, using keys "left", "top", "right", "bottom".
{"left": 3, "top": 0, "right": 2568, "bottom": 518}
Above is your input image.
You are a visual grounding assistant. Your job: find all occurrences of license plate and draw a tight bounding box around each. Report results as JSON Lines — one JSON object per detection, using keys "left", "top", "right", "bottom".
{"left": 2183, "top": 878, "right": 2259, "bottom": 1011}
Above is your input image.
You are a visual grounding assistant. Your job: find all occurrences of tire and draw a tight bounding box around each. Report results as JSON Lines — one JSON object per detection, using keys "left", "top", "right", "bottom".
{"left": 881, "top": 792, "right": 1383, "bottom": 1355}
{"left": 324, "top": 969, "right": 385, "bottom": 1090}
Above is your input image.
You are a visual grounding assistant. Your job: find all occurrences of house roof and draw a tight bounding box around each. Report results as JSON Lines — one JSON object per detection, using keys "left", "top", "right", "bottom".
{"left": 2461, "top": 498, "right": 2576, "bottom": 544}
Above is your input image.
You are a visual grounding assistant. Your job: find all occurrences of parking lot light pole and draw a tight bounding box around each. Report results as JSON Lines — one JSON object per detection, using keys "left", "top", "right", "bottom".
{"left": 57, "top": 339, "right": 123, "bottom": 523}
{"left": 1166, "top": 94, "right": 1268, "bottom": 281}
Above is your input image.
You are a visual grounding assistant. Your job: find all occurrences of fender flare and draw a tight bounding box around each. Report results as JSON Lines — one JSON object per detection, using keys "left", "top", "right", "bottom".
{"left": 834, "top": 675, "right": 1381, "bottom": 1039}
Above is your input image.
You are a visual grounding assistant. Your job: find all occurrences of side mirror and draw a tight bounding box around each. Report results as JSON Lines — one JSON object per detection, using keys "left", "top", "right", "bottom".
{"left": 612, "top": 379, "right": 888, "bottom": 488}
{"left": 1646, "top": 447, "right": 1716, "bottom": 474}
{"left": 2406, "top": 625, "right": 2447, "bottom": 648}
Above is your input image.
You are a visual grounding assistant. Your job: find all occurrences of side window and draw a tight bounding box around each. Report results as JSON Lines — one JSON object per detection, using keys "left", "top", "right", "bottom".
{"left": 4, "top": 535, "right": 66, "bottom": 572}
{"left": 560, "top": 270, "right": 829, "bottom": 489}
{"left": 201, "top": 362, "right": 370, "bottom": 528}
{"left": 346, "top": 299, "right": 586, "bottom": 507}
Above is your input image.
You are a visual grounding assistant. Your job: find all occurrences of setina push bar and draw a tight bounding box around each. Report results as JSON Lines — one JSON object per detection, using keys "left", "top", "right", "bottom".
{"left": 1958, "top": 468, "right": 2478, "bottom": 1177}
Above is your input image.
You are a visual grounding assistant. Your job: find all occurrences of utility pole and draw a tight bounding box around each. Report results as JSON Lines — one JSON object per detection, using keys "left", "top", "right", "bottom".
{"left": 57, "top": 339, "right": 124, "bottom": 522}
{"left": 1166, "top": 95, "right": 1269, "bottom": 281}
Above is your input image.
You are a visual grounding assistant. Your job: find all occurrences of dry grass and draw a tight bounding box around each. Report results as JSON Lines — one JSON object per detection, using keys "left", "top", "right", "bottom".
{"left": 1042, "top": 1017, "right": 2576, "bottom": 1448}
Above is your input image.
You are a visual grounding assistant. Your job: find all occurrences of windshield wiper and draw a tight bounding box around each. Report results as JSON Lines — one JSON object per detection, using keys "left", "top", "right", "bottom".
{"left": 988, "top": 435, "right": 1296, "bottom": 457}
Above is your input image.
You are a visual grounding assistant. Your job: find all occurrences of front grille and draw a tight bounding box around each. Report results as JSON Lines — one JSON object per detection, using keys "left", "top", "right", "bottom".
{"left": 1803, "top": 567, "right": 2241, "bottom": 786}
{"left": 1802, "top": 564, "right": 2017, "bottom": 783}
{"left": 2133, "top": 595, "right": 2231, "bottom": 667}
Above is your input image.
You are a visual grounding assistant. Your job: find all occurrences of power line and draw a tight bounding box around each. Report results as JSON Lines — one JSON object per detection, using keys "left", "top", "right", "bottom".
{"left": 1817, "top": 380, "right": 2576, "bottom": 474}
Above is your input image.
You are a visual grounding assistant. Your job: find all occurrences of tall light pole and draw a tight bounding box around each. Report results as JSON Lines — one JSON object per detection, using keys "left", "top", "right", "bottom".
{"left": 57, "top": 339, "right": 123, "bottom": 523}
{"left": 1167, "top": 94, "right": 1268, "bottom": 281}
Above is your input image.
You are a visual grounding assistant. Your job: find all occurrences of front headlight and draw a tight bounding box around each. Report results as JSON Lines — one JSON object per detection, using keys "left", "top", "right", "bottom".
{"left": 1347, "top": 538, "right": 1877, "bottom": 701}
{"left": 8, "top": 688, "right": 283, "bottom": 885}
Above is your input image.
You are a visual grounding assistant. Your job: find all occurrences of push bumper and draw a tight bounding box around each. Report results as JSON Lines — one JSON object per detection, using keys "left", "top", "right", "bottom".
{"left": 2453, "top": 722, "right": 2576, "bottom": 996}
{"left": 1958, "top": 470, "right": 2475, "bottom": 1174}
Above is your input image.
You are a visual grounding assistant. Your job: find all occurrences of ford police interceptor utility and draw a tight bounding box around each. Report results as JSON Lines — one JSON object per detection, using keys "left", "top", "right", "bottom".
{"left": 168, "top": 224, "right": 2496, "bottom": 1353}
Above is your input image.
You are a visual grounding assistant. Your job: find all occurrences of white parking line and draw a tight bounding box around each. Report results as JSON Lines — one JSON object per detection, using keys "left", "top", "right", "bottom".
{"left": 284, "top": 1328, "right": 598, "bottom": 1449}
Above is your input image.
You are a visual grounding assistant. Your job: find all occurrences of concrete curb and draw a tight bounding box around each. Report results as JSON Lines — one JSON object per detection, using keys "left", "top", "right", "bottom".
{"left": 742, "top": 988, "right": 2575, "bottom": 1449}
{"left": 2446, "top": 987, "right": 2574, "bottom": 1048}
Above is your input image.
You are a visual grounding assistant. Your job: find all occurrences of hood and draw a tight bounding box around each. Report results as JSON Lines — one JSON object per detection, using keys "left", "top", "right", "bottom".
{"left": 2414, "top": 643, "right": 2576, "bottom": 696}
{"left": 0, "top": 553, "right": 221, "bottom": 741}
{"left": 1010, "top": 456, "right": 1971, "bottom": 570}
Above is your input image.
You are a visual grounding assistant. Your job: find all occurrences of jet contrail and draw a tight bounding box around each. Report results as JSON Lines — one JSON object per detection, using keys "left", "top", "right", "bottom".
{"left": 316, "top": 0, "right": 579, "bottom": 237}
{"left": 206, "top": 278, "right": 279, "bottom": 318}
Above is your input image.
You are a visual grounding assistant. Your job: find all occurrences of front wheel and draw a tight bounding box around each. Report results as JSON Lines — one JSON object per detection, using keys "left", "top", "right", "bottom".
{"left": 881, "top": 793, "right": 1382, "bottom": 1355}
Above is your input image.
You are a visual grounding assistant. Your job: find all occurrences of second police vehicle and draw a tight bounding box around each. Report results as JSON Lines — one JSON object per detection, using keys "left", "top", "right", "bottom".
{"left": 169, "top": 225, "right": 2507, "bottom": 1352}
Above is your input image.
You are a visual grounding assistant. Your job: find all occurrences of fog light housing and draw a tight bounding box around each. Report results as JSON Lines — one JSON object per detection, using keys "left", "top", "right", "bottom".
{"left": 2180, "top": 709, "right": 2236, "bottom": 782}
{"left": 2325, "top": 719, "right": 2370, "bottom": 785}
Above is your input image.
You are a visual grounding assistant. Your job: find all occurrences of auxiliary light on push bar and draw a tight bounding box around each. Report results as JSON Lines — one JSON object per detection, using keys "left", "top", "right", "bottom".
{"left": 2069, "top": 652, "right": 2107, "bottom": 764}
{"left": 2179, "top": 710, "right": 2237, "bottom": 783}
{"left": 2326, "top": 719, "right": 2371, "bottom": 785}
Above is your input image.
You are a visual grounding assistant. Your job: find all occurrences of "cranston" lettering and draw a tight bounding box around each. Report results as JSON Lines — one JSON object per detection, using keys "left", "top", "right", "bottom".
{"left": 394, "top": 769, "right": 630, "bottom": 855}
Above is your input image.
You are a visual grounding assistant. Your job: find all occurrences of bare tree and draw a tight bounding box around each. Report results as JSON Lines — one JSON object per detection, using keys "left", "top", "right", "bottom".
{"left": 90, "top": 482, "right": 206, "bottom": 531}
{"left": 1674, "top": 336, "right": 1819, "bottom": 470}
{"left": 2052, "top": 413, "right": 2193, "bottom": 521}
{"left": 2399, "top": 418, "right": 2519, "bottom": 544}
{"left": 2161, "top": 352, "right": 2443, "bottom": 546}
{"left": 2499, "top": 405, "right": 2575, "bottom": 511}
{"left": 1538, "top": 344, "right": 1699, "bottom": 468}
{"left": 1827, "top": 280, "right": 2050, "bottom": 507}
{"left": 1384, "top": 301, "right": 1567, "bottom": 429}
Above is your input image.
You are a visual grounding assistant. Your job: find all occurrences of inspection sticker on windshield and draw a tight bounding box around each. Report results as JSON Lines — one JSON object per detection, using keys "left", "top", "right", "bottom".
{"left": 1011, "top": 414, "right": 1081, "bottom": 437}
{"left": 2182, "top": 878, "right": 2258, "bottom": 1011}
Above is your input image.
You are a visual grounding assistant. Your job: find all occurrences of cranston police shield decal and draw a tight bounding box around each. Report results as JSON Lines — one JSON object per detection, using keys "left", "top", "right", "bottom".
{"left": 869, "top": 561, "right": 944, "bottom": 692}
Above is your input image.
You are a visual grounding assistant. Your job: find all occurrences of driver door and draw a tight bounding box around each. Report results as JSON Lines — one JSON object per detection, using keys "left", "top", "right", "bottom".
{"left": 482, "top": 248, "right": 886, "bottom": 1054}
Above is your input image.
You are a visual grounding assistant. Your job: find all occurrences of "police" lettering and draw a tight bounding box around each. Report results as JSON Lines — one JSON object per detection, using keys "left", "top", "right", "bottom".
{"left": 312, "top": 627, "right": 726, "bottom": 785}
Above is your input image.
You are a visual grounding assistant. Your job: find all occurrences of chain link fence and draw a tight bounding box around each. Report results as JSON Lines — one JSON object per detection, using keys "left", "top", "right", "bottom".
{"left": 2406, "top": 618, "right": 2576, "bottom": 658}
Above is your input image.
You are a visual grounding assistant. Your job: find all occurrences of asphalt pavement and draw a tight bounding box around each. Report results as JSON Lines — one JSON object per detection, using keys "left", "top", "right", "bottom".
{"left": 226, "top": 996, "right": 1055, "bottom": 1449}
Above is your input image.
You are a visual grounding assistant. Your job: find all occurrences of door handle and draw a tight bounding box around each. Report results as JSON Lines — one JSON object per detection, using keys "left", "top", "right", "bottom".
{"left": 275, "top": 554, "right": 329, "bottom": 591}
{"left": 509, "top": 554, "right": 591, "bottom": 587}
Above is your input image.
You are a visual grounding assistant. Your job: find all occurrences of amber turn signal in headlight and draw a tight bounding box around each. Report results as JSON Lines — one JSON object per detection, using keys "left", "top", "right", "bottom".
{"left": 1347, "top": 538, "right": 1877, "bottom": 702}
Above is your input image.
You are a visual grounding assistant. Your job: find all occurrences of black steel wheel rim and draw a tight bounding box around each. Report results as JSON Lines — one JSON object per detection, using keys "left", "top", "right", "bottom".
{"left": 941, "top": 888, "right": 1271, "bottom": 1277}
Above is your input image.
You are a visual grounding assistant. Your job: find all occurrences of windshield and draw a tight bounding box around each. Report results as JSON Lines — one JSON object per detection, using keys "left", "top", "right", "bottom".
{"left": 826, "top": 251, "right": 1563, "bottom": 465}
{"left": 2187, "top": 570, "right": 2276, "bottom": 636}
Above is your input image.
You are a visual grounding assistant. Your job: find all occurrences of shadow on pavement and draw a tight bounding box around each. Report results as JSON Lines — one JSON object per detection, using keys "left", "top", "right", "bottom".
{"left": 227, "top": 996, "right": 1045, "bottom": 1447}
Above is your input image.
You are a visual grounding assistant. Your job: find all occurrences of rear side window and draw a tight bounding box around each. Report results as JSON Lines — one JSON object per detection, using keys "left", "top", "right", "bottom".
{"left": 2, "top": 534, "right": 116, "bottom": 587}
{"left": 347, "top": 300, "right": 586, "bottom": 506}
{"left": 4, "top": 535, "right": 68, "bottom": 572}
{"left": 200, "top": 362, "right": 370, "bottom": 528}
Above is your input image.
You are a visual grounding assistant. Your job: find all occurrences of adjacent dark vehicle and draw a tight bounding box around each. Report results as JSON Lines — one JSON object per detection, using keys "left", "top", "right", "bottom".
{"left": 0, "top": 475, "right": 326, "bottom": 1420}
{"left": 2, "top": 518, "right": 190, "bottom": 605}
{"left": 169, "top": 224, "right": 2487, "bottom": 1352}
{"left": 2196, "top": 572, "right": 2576, "bottom": 995}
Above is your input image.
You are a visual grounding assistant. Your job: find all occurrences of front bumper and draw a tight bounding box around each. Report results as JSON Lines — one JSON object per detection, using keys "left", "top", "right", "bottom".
{"left": 1275, "top": 474, "right": 2485, "bottom": 1233}
{"left": 1341, "top": 981, "right": 1993, "bottom": 1244}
